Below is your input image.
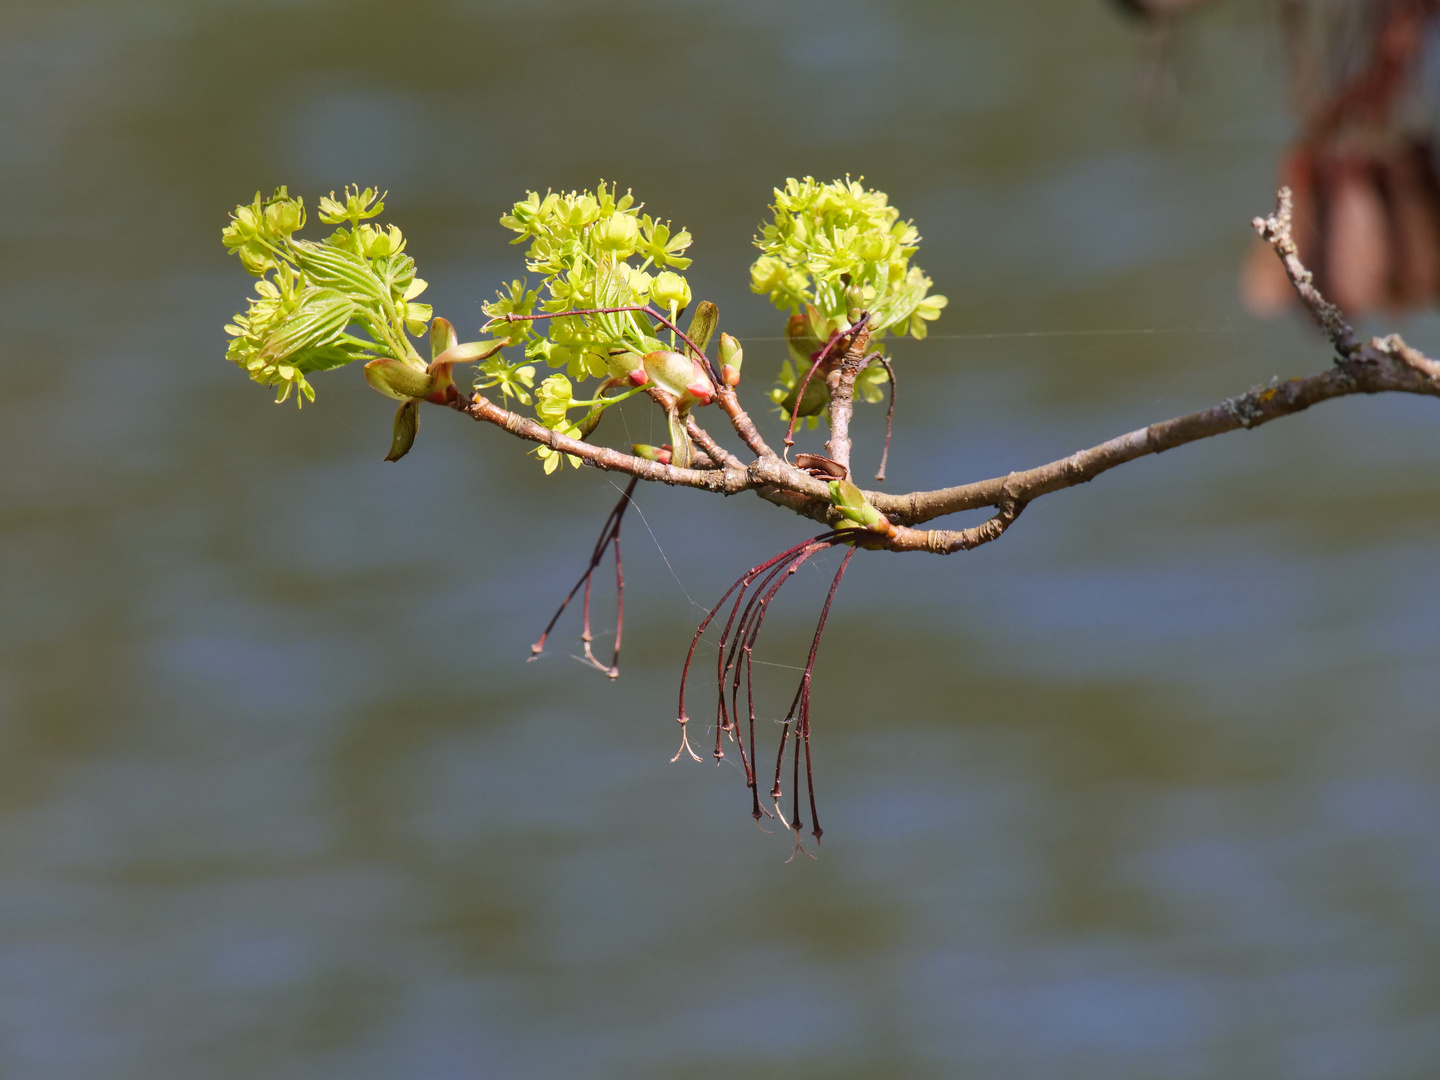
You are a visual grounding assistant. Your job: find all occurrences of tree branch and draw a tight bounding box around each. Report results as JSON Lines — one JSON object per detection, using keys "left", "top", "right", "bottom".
{"left": 867, "top": 188, "right": 1440, "bottom": 536}
{"left": 868, "top": 353, "right": 1440, "bottom": 529}
{"left": 1252, "top": 186, "right": 1362, "bottom": 357}
{"left": 449, "top": 189, "right": 1440, "bottom": 559}
{"left": 686, "top": 414, "right": 744, "bottom": 471}
{"left": 456, "top": 391, "right": 833, "bottom": 502}
{"left": 822, "top": 324, "right": 873, "bottom": 476}
{"left": 458, "top": 392, "right": 748, "bottom": 493}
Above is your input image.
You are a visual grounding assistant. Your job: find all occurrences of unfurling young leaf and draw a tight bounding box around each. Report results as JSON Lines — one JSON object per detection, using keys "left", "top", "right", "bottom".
{"left": 386, "top": 399, "right": 420, "bottom": 462}
{"left": 430, "top": 316, "right": 459, "bottom": 362}
{"left": 665, "top": 406, "right": 693, "bottom": 469}
{"left": 685, "top": 301, "right": 719, "bottom": 354}
{"left": 221, "top": 184, "right": 434, "bottom": 405}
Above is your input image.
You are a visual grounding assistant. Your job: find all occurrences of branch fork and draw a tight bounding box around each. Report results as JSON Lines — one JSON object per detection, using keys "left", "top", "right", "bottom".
{"left": 476, "top": 190, "right": 1440, "bottom": 843}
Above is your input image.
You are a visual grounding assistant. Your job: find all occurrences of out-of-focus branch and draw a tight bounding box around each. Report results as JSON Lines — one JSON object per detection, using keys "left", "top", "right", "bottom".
{"left": 1252, "top": 186, "right": 1362, "bottom": 356}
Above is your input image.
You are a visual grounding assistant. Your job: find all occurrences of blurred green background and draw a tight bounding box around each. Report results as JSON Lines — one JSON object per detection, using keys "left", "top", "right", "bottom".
{"left": 3, "top": 0, "right": 1440, "bottom": 1076}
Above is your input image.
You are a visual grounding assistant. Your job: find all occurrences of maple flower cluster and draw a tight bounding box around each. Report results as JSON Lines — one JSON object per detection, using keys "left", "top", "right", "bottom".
{"left": 220, "top": 177, "right": 947, "bottom": 469}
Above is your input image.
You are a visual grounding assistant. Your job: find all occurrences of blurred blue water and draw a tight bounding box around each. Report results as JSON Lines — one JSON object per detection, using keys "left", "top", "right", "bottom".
{"left": 1, "top": 0, "right": 1439, "bottom": 1077}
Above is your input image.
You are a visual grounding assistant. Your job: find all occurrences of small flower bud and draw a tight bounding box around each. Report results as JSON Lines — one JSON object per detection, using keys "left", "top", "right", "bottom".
{"left": 263, "top": 195, "right": 305, "bottom": 238}
{"left": 237, "top": 244, "right": 274, "bottom": 276}
{"left": 650, "top": 271, "right": 691, "bottom": 312}
{"left": 594, "top": 212, "right": 639, "bottom": 254}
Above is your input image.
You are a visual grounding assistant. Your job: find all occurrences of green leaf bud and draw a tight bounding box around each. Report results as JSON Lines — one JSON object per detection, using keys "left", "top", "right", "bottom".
{"left": 718, "top": 333, "right": 743, "bottom": 387}
{"left": 642, "top": 350, "right": 713, "bottom": 407}
{"left": 641, "top": 350, "right": 693, "bottom": 397}
{"left": 427, "top": 339, "right": 504, "bottom": 404}
{"left": 364, "top": 357, "right": 433, "bottom": 401}
{"left": 385, "top": 399, "right": 420, "bottom": 461}
{"left": 430, "top": 317, "right": 459, "bottom": 362}
{"left": 828, "top": 478, "right": 890, "bottom": 532}
{"left": 431, "top": 340, "right": 503, "bottom": 367}
{"left": 632, "top": 443, "right": 672, "bottom": 465}
{"left": 684, "top": 361, "right": 715, "bottom": 406}
{"left": 605, "top": 349, "right": 644, "bottom": 383}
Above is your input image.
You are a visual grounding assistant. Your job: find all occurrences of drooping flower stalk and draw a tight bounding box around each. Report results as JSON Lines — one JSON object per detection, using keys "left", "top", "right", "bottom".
{"left": 529, "top": 476, "right": 639, "bottom": 678}
{"left": 673, "top": 535, "right": 833, "bottom": 765}
{"left": 774, "top": 545, "right": 855, "bottom": 855}
{"left": 677, "top": 532, "right": 857, "bottom": 845}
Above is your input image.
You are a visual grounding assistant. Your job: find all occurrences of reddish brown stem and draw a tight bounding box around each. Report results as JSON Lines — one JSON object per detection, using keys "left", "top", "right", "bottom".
{"left": 530, "top": 476, "right": 639, "bottom": 678}
{"left": 798, "top": 545, "right": 855, "bottom": 843}
{"left": 720, "top": 541, "right": 830, "bottom": 776}
{"left": 673, "top": 536, "right": 829, "bottom": 763}
{"left": 870, "top": 355, "right": 896, "bottom": 483}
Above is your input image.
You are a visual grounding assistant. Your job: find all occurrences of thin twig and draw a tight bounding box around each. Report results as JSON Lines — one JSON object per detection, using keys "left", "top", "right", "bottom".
{"left": 1251, "top": 186, "right": 1361, "bottom": 358}
{"left": 530, "top": 476, "right": 639, "bottom": 677}
{"left": 871, "top": 355, "right": 896, "bottom": 482}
